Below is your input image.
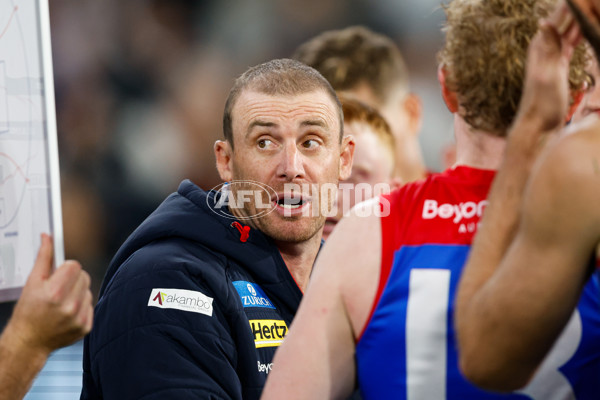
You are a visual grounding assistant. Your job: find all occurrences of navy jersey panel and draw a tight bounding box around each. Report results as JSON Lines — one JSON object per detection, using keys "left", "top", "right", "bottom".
{"left": 82, "top": 180, "right": 302, "bottom": 399}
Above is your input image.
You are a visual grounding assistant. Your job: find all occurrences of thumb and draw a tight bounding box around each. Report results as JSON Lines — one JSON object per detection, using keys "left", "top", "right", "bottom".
{"left": 30, "top": 233, "right": 54, "bottom": 280}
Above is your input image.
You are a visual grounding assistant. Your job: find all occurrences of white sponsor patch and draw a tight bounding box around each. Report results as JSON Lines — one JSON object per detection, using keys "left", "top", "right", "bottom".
{"left": 422, "top": 199, "right": 488, "bottom": 224}
{"left": 148, "top": 288, "right": 213, "bottom": 316}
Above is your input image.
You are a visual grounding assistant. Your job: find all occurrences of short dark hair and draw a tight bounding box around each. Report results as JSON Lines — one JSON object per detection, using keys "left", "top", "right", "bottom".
{"left": 223, "top": 59, "right": 342, "bottom": 148}
{"left": 293, "top": 26, "right": 410, "bottom": 105}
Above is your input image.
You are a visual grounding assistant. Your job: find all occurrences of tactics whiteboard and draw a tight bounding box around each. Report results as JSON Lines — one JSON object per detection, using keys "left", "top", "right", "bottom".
{"left": 0, "top": 0, "right": 63, "bottom": 301}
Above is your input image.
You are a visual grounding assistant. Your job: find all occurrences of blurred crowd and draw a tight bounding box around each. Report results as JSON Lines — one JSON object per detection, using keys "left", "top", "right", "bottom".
{"left": 50, "top": 0, "right": 453, "bottom": 299}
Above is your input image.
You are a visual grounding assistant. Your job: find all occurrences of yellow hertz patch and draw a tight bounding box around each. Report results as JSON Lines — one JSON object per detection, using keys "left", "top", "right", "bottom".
{"left": 249, "top": 319, "right": 288, "bottom": 348}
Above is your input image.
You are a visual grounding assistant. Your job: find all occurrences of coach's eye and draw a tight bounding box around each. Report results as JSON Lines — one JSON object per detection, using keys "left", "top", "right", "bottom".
{"left": 258, "top": 139, "right": 273, "bottom": 149}
{"left": 302, "top": 139, "right": 319, "bottom": 149}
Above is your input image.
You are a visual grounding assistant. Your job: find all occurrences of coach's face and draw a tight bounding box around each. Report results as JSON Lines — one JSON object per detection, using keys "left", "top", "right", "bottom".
{"left": 215, "top": 89, "right": 354, "bottom": 243}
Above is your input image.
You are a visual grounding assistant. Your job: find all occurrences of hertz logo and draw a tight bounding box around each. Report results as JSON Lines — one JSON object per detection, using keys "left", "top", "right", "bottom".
{"left": 249, "top": 319, "right": 288, "bottom": 348}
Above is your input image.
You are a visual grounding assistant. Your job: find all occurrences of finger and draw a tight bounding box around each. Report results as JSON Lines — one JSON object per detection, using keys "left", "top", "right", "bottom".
{"left": 29, "top": 233, "right": 54, "bottom": 280}
{"left": 535, "top": 21, "right": 563, "bottom": 58}
{"left": 564, "top": 15, "right": 583, "bottom": 44}
{"left": 561, "top": 21, "right": 582, "bottom": 60}
{"left": 558, "top": 9, "right": 575, "bottom": 36}
{"left": 548, "top": 1, "right": 572, "bottom": 34}
{"left": 76, "top": 289, "right": 94, "bottom": 335}
{"left": 63, "top": 270, "right": 91, "bottom": 317}
{"left": 48, "top": 260, "right": 83, "bottom": 302}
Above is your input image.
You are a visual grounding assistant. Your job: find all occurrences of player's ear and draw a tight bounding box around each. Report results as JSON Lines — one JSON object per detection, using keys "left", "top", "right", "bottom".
{"left": 214, "top": 140, "right": 233, "bottom": 182}
{"left": 339, "top": 135, "right": 355, "bottom": 181}
{"left": 401, "top": 93, "right": 423, "bottom": 137}
{"left": 566, "top": 89, "right": 585, "bottom": 122}
{"left": 438, "top": 64, "right": 459, "bottom": 114}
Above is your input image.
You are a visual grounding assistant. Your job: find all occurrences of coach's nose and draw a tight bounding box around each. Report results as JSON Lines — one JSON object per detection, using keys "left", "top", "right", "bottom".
{"left": 277, "top": 141, "right": 306, "bottom": 181}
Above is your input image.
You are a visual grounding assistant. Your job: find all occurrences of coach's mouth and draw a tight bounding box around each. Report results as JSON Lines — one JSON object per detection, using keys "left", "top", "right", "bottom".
{"left": 272, "top": 193, "right": 311, "bottom": 216}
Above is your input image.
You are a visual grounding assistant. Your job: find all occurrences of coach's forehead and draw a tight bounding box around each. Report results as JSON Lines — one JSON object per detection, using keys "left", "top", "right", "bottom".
{"left": 232, "top": 89, "right": 340, "bottom": 133}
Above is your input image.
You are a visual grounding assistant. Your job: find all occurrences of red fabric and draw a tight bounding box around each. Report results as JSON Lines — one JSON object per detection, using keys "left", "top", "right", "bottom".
{"left": 359, "top": 166, "right": 496, "bottom": 340}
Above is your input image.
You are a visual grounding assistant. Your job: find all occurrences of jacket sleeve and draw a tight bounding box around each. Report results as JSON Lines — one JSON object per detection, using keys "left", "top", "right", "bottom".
{"left": 81, "top": 244, "right": 243, "bottom": 400}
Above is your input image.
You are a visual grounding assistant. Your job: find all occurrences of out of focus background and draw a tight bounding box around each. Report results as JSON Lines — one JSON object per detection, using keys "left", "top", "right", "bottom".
{"left": 15, "top": 0, "right": 454, "bottom": 397}
{"left": 50, "top": 0, "right": 453, "bottom": 294}
{"left": 52, "top": 0, "right": 453, "bottom": 299}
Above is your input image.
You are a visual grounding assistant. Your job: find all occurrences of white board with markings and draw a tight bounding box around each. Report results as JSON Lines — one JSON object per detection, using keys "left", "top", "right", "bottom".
{"left": 0, "top": 0, "right": 63, "bottom": 301}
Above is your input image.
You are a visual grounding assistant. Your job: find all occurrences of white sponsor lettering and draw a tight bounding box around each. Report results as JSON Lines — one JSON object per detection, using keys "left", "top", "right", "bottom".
{"left": 243, "top": 295, "right": 273, "bottom": 307}
{"left": 422, "top": 199, "right": 488, "bottom": 224}
{"left": 258, "top": 361, "right": 273, "bottom": 375}
{"left": 148, "top": 288, "right": 213, "bottom": 316}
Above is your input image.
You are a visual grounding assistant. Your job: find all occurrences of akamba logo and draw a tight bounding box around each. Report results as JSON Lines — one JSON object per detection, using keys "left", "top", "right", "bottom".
{"left": 153, "top": 291, "right": 167, "bottom": 305}
{"left": 148, "top": 288, "right": 214, "bottom": 317}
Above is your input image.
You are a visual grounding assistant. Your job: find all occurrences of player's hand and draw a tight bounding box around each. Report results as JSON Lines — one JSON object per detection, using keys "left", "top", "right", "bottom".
{"left": 8, "top": 234, "right": 93, "bottom": 354}
{"left": 516, "top": 1, "right": 582, "bottom": 134}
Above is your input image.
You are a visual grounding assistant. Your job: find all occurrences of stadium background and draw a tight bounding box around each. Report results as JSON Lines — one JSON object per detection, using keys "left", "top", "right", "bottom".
{"left": 21, "top": 0, "right": 452, "bottom": 397}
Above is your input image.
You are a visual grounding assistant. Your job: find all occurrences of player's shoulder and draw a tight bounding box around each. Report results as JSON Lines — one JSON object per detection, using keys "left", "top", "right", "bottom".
{"left": 382, "top": 172, "right": 437, "bottom": 211}
{"left": 540, "top": 117, "right": 600, "bottom": 188}
{"left": 559, "top": 116, "right": 600, "bottom": 154}
{"left": 318, "top": 198, "right": 383, "bottom": 335}
{"left": 319, "top": 198, "right": 382, "bottom": 274}
{"left": 528, "top": 117, "right": 600, "bottom": 221}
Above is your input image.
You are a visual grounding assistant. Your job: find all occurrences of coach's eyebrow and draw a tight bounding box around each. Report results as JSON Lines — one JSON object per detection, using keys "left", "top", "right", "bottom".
{"left": 300, "top": 119, "right": 327, "bottom": 129}
{"left": 247, "top": 120, "right": 276, "bottom": 136}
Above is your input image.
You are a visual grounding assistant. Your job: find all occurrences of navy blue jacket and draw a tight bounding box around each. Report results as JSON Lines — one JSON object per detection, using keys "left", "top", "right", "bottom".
{"left": 81, "top": 180, "right": 303, "bottom": 399}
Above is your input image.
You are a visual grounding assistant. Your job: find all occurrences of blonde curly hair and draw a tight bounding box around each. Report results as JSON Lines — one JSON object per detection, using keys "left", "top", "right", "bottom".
{"left": 438, "top": 0, "right": 590, "bottom": 136}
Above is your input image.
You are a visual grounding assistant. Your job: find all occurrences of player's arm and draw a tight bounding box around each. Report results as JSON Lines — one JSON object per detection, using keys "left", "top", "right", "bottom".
{"left": 262, "top": 200, "right": 381, "bottom": 400}
{"left": 457, "top": 126, "right": 600, "bottom": 390}
{"left": 0, "top": 234, "right": 93, "bottom": 400}
{"left": 455, "top": 3, "right": 587, "bottom": 390}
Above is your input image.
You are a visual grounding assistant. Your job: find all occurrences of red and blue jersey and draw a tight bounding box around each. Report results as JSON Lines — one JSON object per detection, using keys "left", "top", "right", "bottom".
{"left": 356, "top": 166, "right": 600, "bottom": 400}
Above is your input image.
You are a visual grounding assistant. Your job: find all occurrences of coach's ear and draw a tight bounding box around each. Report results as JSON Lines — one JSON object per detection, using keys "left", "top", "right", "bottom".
{"left": 339, "top": 135, "right": 355, "bottom": 181}
{"left": 214, "top": 140, "right": 233, "bottom": 182}
{"left": 438, "top": 64, "right": 458, "bottom": 114}
{"left": 566, "top": 89, "right": 585, "bottom": 122}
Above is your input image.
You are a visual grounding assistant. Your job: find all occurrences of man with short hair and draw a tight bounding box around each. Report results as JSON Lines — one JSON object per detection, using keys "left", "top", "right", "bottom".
{"left": 323, "top": 96, "right": 397, "bottom": 239}
{"left": 81, "top": 59, "right": 354, "bottom": 399}
{"left": 454, "top": 0, "right": 600, "bottom": 391}
{"left": 294, "top": 26, "right": 425, "bottom": 182}
{"left": 262, "top": 1, "right": 600, "bottom": 399}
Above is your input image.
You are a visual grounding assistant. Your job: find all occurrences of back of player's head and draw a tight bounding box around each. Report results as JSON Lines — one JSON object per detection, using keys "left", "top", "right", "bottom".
{"left": 340, "top": 95, "right": 395, "bottom": 171}
{"left": 223, "top": 58, "right": 342, "bottom": 147}
{"left": 293, "top": 26, "right": 410, "bottom": 106}
{"left": 439, "top": 0, "right": 590, "bottom": 137}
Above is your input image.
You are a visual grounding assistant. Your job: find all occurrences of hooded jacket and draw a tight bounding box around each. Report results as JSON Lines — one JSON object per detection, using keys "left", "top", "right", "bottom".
{"left": 81, "top": 180, "right": 303, "bottom": 400}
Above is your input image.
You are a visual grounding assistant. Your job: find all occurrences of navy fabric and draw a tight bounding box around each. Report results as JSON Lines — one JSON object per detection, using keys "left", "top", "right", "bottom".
{"left": 81, "top": 180, "right": 303, "bottom": 399}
